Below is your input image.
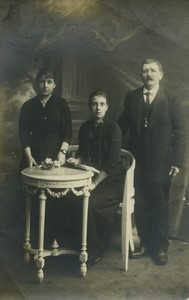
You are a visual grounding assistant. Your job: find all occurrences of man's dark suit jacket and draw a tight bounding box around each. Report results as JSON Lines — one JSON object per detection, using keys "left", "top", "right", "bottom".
{"left": 118, "top": 86, "right": 185, "bottom": 182}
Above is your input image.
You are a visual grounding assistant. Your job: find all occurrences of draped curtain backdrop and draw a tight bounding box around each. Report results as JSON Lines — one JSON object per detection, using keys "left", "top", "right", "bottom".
{"left": 0, "top": 0, "right": 189, "bottom": 240}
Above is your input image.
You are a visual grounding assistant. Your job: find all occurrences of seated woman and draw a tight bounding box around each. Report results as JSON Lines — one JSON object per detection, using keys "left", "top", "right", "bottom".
{"left": 62, "top": 90, "right": 125, "bottom": 263}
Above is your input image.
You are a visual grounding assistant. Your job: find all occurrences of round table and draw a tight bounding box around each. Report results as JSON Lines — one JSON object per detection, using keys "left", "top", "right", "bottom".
{"left": 21, "top": 165, "right": 94, "bottom": 283}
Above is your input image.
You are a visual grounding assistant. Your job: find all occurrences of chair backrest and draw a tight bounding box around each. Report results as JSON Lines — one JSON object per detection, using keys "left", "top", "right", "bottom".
{"left": 120, "top": 149, "right": 135, "bottom": 211}
{"left": 120, "top": 150, "right": 136, "bottom": 270}
{"left": 68, "top": 145, "right": 79, "bottom": 158}
{"left": 118, "top": 149, "right": 136, "bottom": 222}
{"left": 121, "top": 149, "right": 135, "bottom": 189}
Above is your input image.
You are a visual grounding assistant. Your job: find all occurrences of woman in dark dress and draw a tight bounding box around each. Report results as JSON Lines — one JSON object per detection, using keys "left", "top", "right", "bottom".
{"left": 19, "top": 68, "right": 72, "bottom": 242}
{"left": 64, "top": 90, "right": 124, "bottom": 263}
{"left": 19, "top": 67, "right": 72, "bottom": 169}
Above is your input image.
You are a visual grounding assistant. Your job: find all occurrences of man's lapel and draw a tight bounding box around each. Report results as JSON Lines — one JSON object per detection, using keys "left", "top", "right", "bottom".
{"left": 131, "top": 86, "right": 167, "bottom": 133}
{"left": 131, "top": 87, "right": 143, "bottom": 134}
{"left": 148, "top": 87, "right": 167, "bottom": 129}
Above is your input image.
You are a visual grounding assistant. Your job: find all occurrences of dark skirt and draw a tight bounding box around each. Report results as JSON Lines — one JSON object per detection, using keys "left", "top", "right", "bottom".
{"left": 49, "top": 176, "right": 124, "bottom": 261}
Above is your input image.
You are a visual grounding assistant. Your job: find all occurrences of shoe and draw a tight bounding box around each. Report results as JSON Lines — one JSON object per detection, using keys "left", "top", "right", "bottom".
{"left": 154, "top": 250, "right": 168, "bottom": 265}
{"left": 130, "top": 246, "right": 148, "bottom": 259}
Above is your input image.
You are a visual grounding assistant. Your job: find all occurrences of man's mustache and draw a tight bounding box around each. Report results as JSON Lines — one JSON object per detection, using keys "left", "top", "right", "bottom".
{"left": 146, "top": 76, "right": 153, "bottom": 80}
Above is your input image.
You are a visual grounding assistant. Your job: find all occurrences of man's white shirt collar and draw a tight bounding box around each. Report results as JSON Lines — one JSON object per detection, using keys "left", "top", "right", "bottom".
{"left": 143, "top": 85, "right": 159, "bottom": 95}
{"left": 143, "top": 85, "right": 159, "bottom": 103}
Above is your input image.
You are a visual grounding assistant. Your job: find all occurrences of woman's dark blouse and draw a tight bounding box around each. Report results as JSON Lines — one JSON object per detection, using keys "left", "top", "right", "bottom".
{"left": 78, "top": 119, "right": 124, "bottom": 179}
{"left": 19, "top": 94, "right": 72, "bottom": 165}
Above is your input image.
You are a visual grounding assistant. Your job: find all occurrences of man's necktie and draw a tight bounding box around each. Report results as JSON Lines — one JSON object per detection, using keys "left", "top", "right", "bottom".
{"left": 145, "top": 91, "right": 151, "bottom": 110}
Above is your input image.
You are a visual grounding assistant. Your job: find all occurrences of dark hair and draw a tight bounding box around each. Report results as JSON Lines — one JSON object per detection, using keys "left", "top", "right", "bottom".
{"left": 35, "top": 67, "right": 57, "bottom": 84}
{"left": 88, "top": 90, "right": 109, "bottom": 107}
{"left": 141, "top": 59, "right": 163, "bottom": 73}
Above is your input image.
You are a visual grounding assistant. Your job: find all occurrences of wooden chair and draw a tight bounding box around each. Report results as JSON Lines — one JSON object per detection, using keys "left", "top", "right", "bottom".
{"left": 68, "top": 145, "right": 80, "bottom": 159}
{"left": 68, "top": 145, "right": 136, "bottom": 271}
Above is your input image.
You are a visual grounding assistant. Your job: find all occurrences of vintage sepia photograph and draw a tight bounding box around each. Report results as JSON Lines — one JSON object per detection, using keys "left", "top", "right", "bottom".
{"left": 0, "top": 0, "right": 189, "bottom": 299}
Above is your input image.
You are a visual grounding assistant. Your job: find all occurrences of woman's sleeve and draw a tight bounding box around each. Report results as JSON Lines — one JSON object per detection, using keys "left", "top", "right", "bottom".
{"left": 19, "top": 103, "right": 31, "bottom": 149}
{"left": 62, "top": 100, "right": 72, "bottom": 144}
{"left": 77, "top": 124, "right": 88, "bottom": 162}
{"left": 101, "top": 123, "right": 122, "bottom": 175}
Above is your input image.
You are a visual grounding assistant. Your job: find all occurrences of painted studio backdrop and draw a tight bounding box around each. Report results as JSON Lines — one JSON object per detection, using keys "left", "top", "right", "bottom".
{"left": 0, "top": 0, "right": 189, "bottom": 241}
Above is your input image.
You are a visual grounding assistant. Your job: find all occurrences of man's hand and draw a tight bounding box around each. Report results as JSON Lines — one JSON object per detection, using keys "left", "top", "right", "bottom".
{"left": 169, "top": 166, "right": 180, "bottom": 177}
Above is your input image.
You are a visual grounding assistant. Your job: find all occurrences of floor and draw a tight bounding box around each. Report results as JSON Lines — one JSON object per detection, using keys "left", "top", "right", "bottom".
{"left": 1, "top": 226, "right": 189, "bottom": 300}
{"left": 1, "top": 175, "right": 189, "bottom": 299}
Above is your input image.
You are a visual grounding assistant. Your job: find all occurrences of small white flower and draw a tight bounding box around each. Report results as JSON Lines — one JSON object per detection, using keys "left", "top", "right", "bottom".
{"left": 45, "top": 158, "right": 53, "bottom": 164}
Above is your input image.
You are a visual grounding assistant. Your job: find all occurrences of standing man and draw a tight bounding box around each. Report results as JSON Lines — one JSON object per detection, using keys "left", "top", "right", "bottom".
{"left": 118, "top": 59, "right": 185, "bottom": 265}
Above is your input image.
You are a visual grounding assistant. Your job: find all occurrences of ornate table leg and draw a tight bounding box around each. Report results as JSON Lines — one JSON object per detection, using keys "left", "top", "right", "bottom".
{"left": 80, "top": 189, "right": 90, "bottom": 277}
{"left": 35, "top": 188, "right": 46, "bottom": 283}
{"left": 24, "top": 191, "right": 31, "bottom": 263}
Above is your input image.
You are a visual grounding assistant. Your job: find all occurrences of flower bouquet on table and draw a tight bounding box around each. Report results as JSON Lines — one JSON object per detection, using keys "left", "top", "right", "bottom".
{"left": 40, "top": 158, "right": 61, "bottom": 170}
